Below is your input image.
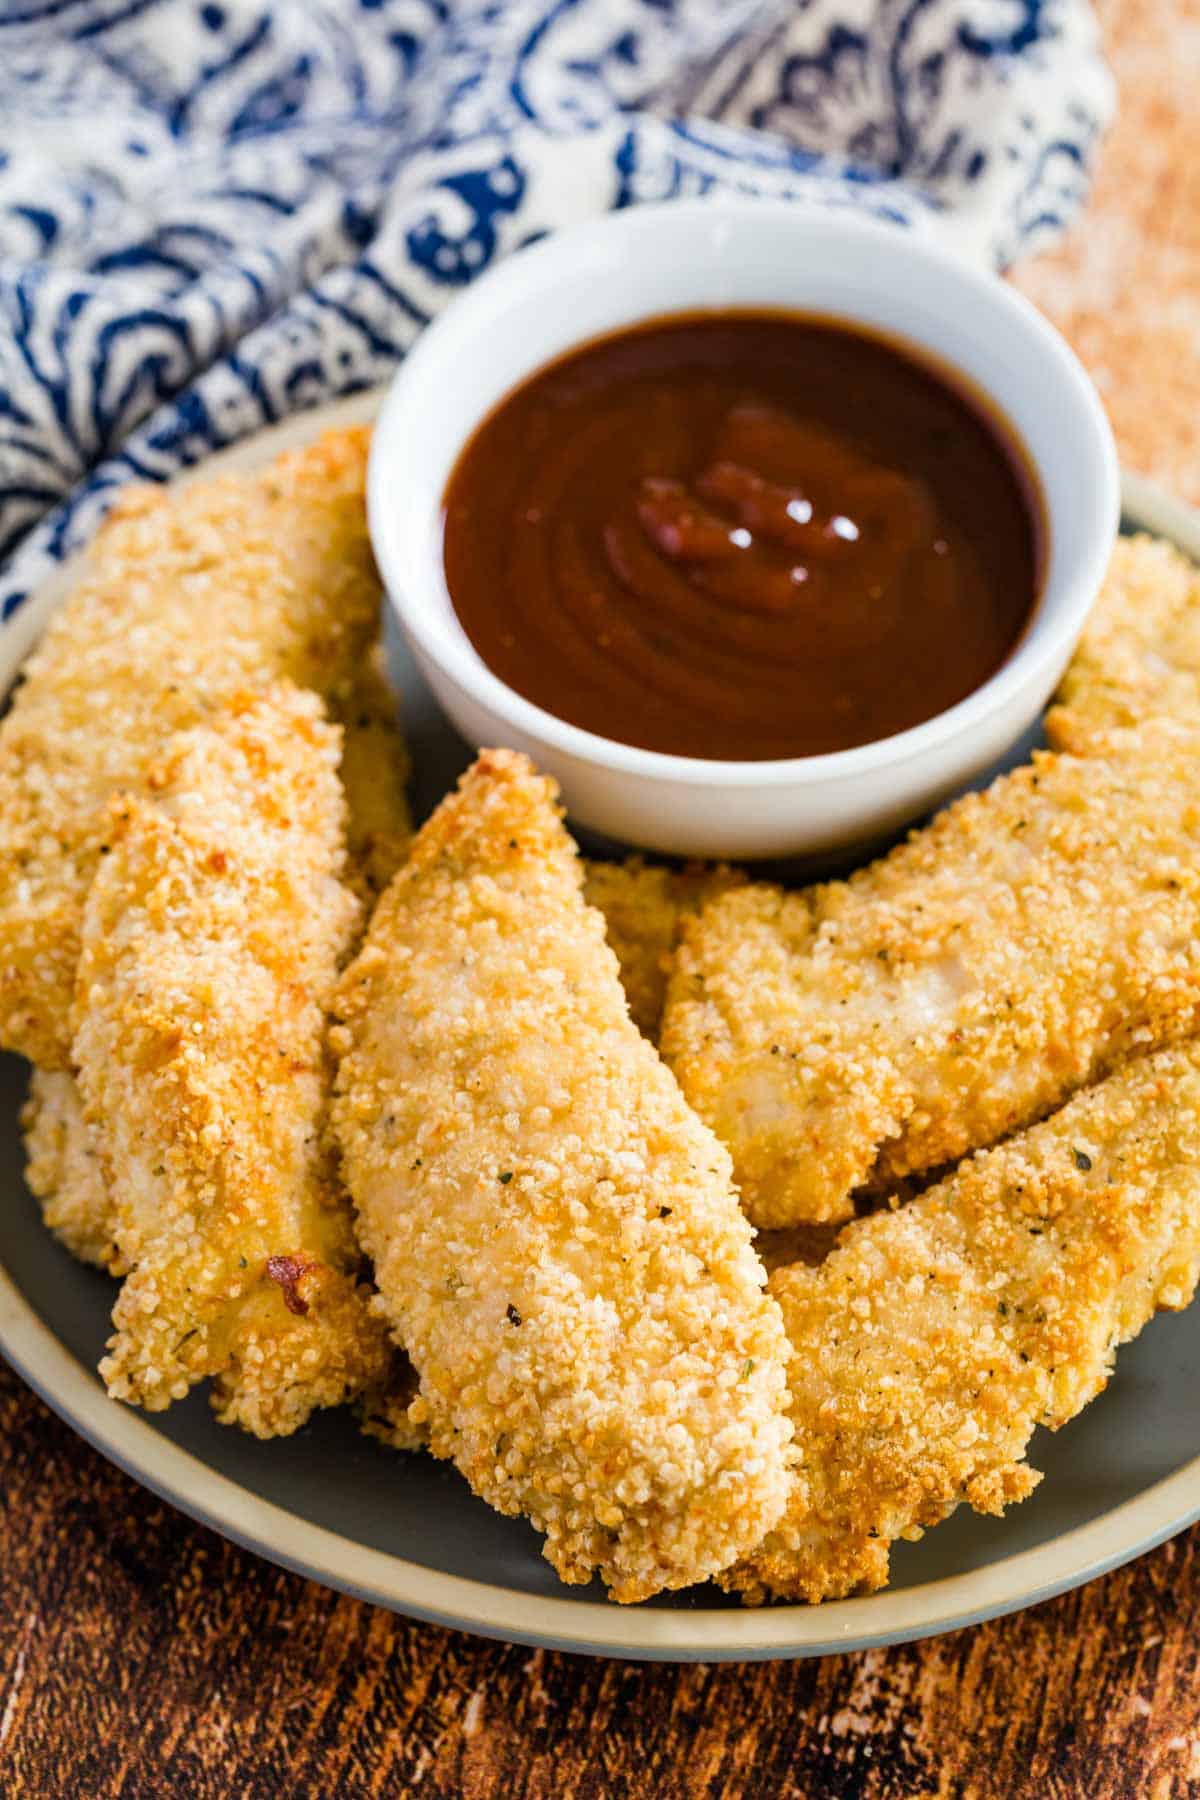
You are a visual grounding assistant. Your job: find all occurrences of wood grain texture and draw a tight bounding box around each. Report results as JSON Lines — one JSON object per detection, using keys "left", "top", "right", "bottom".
{"left": 0, "top": 1363, "right": 1199, "bottom": 1799}
{"left": 3, "top": 2, "right": 1200, "bottom": 1793}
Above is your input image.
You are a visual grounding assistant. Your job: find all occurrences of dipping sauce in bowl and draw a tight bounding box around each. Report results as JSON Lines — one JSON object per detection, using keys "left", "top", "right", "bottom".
{"left": 442, "top": 311, "right": 1044, "bottom": 762}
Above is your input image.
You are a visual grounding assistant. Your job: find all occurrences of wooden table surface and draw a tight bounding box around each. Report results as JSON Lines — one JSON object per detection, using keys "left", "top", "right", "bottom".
{"left": 2, "top": 2, "right": 1199, "bottom": 1794}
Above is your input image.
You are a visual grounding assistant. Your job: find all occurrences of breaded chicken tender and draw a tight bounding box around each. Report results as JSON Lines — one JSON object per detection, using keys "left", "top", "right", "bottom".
{"left": 331, "top": 749, "right": 794, "bottom": 1602}
{"left": 21, "top": 1068, "right": 120, "bottom": 1273}
{"left": 24, "top": 838, "right": 704, "bottom": 1290}
{"left": 1048, "top": 535, "right": 1200, "bottom": 754}
{"left": 663, "top": 733, "right": 1200, "bottom": 1225}
{"left": 0, "top": 427, "right": 383, "bottom": 1070}
{"left": 726, "top": 1042, "right": 1200, "bottom": 1603}
{"left": 75, "top": 685, "right": 393, "bottom": 1435}
{"left": 582, "top": 857, "right": 745, "bottom": 1040}
{"left": 22, "top": 631, "right": 412, "bottom": 1273}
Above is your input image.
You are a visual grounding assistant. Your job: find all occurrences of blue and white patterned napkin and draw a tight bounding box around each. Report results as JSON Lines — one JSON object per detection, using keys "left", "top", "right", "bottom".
{"left": 0, "top": 0, "right": 1113, "bottom": 621}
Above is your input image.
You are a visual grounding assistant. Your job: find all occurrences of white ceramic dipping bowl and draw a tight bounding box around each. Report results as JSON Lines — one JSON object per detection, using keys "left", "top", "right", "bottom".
{"left": 368, "top": 200, "right": 1119, "bottom": 859}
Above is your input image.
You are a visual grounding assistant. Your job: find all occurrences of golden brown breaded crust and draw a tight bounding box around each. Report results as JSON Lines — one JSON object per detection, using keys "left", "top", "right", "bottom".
{"left": 663, "top": 731, "right": 1200, "bottom": 1226}
{"left": 21, "top": 1068, "right": 123, "bottom": 1273}
{"left": 362, "top": 846, "right": 757, "bottom": 1460}
{"left": 74, "top": 684, "right": 393, "bottom": 1436}
{"left": 0, "top": 427, "right": 383, "bottom": 1069}
{"left": 23, "top": 637, "right": 412, "bottom": 1278}
{"left": 583, "top": 857, "right": 745, "bottom": 1040}
{"left": 34, "top": 844, "right": 731, "bottom": 1287}
{"left": 358, "top": 855, "right": 738, "bottom": 1460}
{"left": 1047, "top": 535, "right": 1200, "bottom": 754}
{"left": 330, "top": 643, "right": 413, "bottom": 904}
{"left": 358, "top": 854, "right": 731, "bottom": 1460}
{"left": 725, "top": 1041, "right": 1200, "bottom": 1603}
{"left": 332, "top": 749, "right": 794, "bottom": 1603}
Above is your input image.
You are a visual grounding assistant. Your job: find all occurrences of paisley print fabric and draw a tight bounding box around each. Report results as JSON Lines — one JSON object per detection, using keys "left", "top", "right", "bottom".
{"left": 0, "top": 0, "right": 1113, "bottom": 619}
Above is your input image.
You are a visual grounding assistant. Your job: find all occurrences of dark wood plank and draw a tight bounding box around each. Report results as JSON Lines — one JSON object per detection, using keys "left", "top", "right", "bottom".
{"left": 1, "top": 1363, "right": 1198, "bottom": 1800}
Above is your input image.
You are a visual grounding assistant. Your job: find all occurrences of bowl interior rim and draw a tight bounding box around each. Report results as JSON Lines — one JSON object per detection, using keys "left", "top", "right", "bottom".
{"left": 368, "top": 200, "right": 1120, "bottom": 790}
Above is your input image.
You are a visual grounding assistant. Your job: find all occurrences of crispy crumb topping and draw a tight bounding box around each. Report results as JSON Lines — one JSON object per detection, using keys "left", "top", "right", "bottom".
{"left": 21, "top": 649, "right": 412, "bottom": 1280}
{"left": 0, "top": 427, "right": 383, "bottom": 1069}
{"left": 727, "top": 1039, "right": 1200, "bottom": 1603}
{"left": 332, "top": 749, "right": 795, "bottom": 1602}
{"left": 663, "top": 728, "right": 1200, "bottom": 1226}
{"left": 329, "top": 642, "right": 413, "bottom": 904}
{"left": 1048, "top": 534, "right": 1200, "bottom": 753}
{"left": 21, "top": 1068, "right": 123, "bottom": 1274}
{"left": 583, "top": 857, "right": 744, "bottom": 1040}
{"left": 74, "top": 683, "right": 393, "bottom": 1437}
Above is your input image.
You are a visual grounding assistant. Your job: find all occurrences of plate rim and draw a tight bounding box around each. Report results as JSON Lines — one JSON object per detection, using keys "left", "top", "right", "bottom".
{"left": 2, "top": 391, "right": 1198, "bottom": 1662}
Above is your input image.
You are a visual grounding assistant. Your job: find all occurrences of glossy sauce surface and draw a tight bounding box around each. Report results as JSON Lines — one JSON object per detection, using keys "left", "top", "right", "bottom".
{"left": 442, "top": 312, "right": 1042, "bottom": 761}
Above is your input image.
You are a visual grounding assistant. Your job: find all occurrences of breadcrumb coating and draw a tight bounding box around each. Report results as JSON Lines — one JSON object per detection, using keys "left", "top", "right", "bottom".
{"left": 26, "top": 845, "right": 731, "bottom": 1282}
{"left": 22, "top": 631, "right": 412, "bottom": 1275}
{"left": 23, "top": 841, "right": 711, "bottom": 1292}
{"left": 582, "top": 857, "right": 745, "bottom": 1039}
{"left": 362, "top": 855, "right": 744, "bottom": 1458}
{"left": 28, "top": 809, "right": 728, "bottom": 1284}
{"left": 359, "top": 856, "right": 739, "bottom": 1460}
{"left": 331, "top": 749, "right": 794, "bottom": 1603}
{"left": 1048, "top": 535, "right": 1200, "bottom": 754}
{"left": 21, "top": 1068, "right": 122, "bottom": 1273}
{"left": 0, "top": 427, "right": 383, "bottom": 1069}
{"left": 663, "top": 733, "right": 1200, "bottom": 1225}
{"left": 725, "top": 1041, "right": 1200, "bottom": 1603}
{"left": 75, "top": 685, "right": 393, "bottom": 1436}
{"left": 330, "top": 642, "right": 413, "bottom": 904}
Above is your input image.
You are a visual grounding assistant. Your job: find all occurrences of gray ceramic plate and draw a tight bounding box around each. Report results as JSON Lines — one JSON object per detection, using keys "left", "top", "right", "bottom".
{"left": 1, "top": 394, "right": 1197, "bottom": 1663}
